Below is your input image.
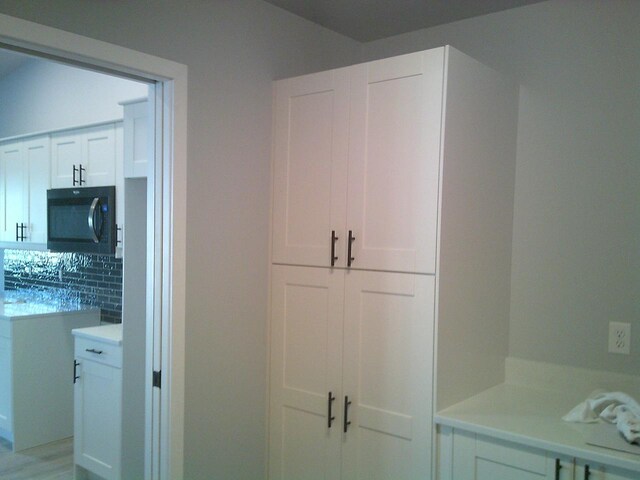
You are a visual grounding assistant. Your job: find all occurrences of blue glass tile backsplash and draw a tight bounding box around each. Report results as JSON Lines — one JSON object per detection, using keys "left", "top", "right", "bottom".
{"left": 3, "top": 249, "right": 123, "bottom": 323}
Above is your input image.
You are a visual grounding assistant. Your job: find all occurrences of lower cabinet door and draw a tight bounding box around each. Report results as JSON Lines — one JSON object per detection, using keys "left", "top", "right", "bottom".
{"left": 268, "top": 265, "right": 345, "bottom": 480}
{"left": 451, "top": 431, "right": 571, "bottom": 480}
{"left": 0, "top": 335, "right": 11, "bottom": 433}
{"left": 74, "top": 358, "right": 122, "bottom": 480}
{"left": 575, "top": 461, "right": 639, "bottom": 480}
{"left": 341, "top": 271, "right": 435, "bottom": 480}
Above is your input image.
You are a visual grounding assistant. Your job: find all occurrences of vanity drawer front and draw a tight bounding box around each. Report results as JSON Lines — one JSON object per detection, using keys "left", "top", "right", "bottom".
{"left": 75, "top": 337, "right": 122, "bottom": 368}
{"left": 0, "top": 320, "right": 10, "bottom": 338}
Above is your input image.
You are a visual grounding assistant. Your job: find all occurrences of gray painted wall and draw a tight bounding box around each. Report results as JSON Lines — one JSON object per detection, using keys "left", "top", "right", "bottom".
{"left": 362, "top": 0, "right": 640, "bottom": 375}
{"left": 0, "top": 1, "right": 360, "bottom": 478}
{"left": 0, "top": 59, "right": 146, "bottom": 138}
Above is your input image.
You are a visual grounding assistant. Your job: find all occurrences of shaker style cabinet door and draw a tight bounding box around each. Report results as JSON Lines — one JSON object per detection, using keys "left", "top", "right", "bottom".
{"left": 0, "top": 140, "right": 26, "bottom": 242}
{"left": 271, "top": 68, "right": 349, "bottom": 268}
{"left": 24, "top": 136, "right": 50, "bottom": 244}
{"left": 341, "top": 270, "right": 435, "bottom": 480}
{"left": 346, "top": 49, "right": 444, "bottom": 274}
{"left": 268, "top": 265, "right": 344, "bottom": 480}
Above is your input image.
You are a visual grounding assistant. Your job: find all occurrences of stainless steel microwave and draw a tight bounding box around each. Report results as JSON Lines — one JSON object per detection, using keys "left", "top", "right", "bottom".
{"left": 47, "top": 186, "right": 116, "bottom": 254}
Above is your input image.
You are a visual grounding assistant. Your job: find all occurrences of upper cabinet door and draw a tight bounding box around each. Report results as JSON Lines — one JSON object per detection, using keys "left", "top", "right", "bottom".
{"left": 51, "top": 124, "right": 116, "bottom": 188}
{"left": 51, "top": 131, "right": 81, "bottom": 188}
{"left": 346, "top": 49, "right": 445, "bottom": 274}
{"left": 82, "top": 124, "right": 116, "bottom": 187}
{"left": 0, "top": 141, "right": 27, "bottom": 242}
{"left": 24, "top": 136, "right": 50, "bottom": 244}
{"left": 271, "top": 68, "right": 349, "bottom": 267}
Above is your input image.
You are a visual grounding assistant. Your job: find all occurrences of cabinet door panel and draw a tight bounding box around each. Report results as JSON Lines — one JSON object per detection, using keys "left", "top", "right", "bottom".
{"left": 272, "top": 69, "right": 349, "bottom": 267}
{"left": 341, "top": 271, "right": 435, "bottom": 480}
{"left": 347, "top": 49, "right": 444, "bottom": 273}
{"left": 575, "top": 462, "right": 638, "bottom": 480}
{"left": 24, "top": 137, "right": 50, "bottom": 244}
{"left": 0, "top": 141, "right": 26, "bottom": 242}
{"left": 269, "top": 265, "right": 344, "bottom": 480}
{"left": 51, "top": 131, "right": 81, "bottom": 188}
{"left": 83, "top": 124, "right": 116, "bottom": 186}
{"left": 74, "top": 359, "right": 122, "bottom": 480}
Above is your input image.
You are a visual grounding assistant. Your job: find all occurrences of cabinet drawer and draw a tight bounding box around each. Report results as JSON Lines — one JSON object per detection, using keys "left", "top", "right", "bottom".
{"left": 476, "top": 434, "right": 548, "bottom": 476}
{"left": 75, "top": 337, "right": 122, "bottom": 368}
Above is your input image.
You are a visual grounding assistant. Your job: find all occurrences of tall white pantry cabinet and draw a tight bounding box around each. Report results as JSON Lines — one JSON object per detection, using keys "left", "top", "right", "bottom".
{"left": 268, "top": 46, "right": 519, "bottom": 480}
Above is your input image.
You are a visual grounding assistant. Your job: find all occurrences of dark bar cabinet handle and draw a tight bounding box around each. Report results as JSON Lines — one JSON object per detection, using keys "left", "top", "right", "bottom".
{"left": 584, "top": 465, "right": 590, "bottom": 480}
{"left": 327, "top": 391, "right": 336, "bottom": 428}
{"left": 86, "top": 348, "right": 103, "bottom": 355}
{"left": 330, "top": 231, "right": 339, "bottom": 267}
{"left": 347, "top": 230, "right": 355, "bottom": 267}
{"left": 73, "top": 360, "right": 80, "bottom": 384}
{"left": 15, "top": 223, "right": 19, "bottom": 242}
{"left": 79, "top": 164, "right": 86, "bottom": 185}
{"left": 73, "top": 164, "right": 78, "bottom": 186}
{"left": 343, "top": 395, "right": 352, "bottom": 433}
{"left": 554, "top": 459, "right": 562, "bottom": 480}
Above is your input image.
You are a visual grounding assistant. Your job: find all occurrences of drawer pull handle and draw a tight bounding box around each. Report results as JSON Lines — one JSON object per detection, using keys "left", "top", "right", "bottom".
{"left": 584, "top": 465, "right": 590, "bottom": 480}
{"left": 86, "top": 348, "right": 104, "bottom": 355}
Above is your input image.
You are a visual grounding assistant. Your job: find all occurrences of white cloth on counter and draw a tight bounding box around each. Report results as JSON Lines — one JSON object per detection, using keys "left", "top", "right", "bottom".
{"left": 563, "top": 391, "right": 640, "bottom": 444}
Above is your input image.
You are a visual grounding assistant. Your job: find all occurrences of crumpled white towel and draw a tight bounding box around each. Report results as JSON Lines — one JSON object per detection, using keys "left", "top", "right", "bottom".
{"left": 563, "top": 391, "right": 640, "bottom": 444}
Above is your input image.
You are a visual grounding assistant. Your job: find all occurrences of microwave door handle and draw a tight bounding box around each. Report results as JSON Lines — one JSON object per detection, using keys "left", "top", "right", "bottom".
{"left": 88, "top": 197, "right": 100, "bottom": 243}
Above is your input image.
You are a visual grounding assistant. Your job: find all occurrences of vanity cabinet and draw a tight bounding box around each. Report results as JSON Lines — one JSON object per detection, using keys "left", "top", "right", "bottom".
{"left": 0, "top": 135, "right": 50, "bottom": 245}
{"left": 269, "top": 45, "right": 518, "bottom": 480}
{"left": 73, "top": 324, "right": 123, "bottom": 480}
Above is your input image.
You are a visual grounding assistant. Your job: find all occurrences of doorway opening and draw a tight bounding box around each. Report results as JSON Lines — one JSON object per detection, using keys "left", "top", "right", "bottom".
{"left": 0, "top": 13, "right": 187, "bottom": 480}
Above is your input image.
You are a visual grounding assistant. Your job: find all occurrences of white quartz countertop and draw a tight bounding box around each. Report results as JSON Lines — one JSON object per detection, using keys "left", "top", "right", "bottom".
{"left": 72, "top": 323, "right": 122, "bottom": 345}
{"left": 0, "top": 291, "right": 100, "bottom": 319}
{"left": 435, "top": 383, "right": 640, "bottom": 473}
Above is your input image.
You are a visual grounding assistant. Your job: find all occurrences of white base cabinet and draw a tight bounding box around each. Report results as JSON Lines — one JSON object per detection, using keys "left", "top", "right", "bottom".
{"left": 73, "top": 325, "right": 123, "bottom": 480}
{"left": 439, "top": 428, "right": 638, "bottom": 480}
{"left": 0, "top": 309, "right": 100, "bottom": 451}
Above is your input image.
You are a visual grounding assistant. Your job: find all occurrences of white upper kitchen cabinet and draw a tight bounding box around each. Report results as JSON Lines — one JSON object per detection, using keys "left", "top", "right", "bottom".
{"left": 271, "top": 49, "right": 443, "bottom": 274}
{"left": 121, "top": 98, "right": 149, "bottom": 178}
{"left": 0, "top": 135, "right": 50, "bottom": 245}
{"left": 271, "top": 68, "right": 350, "bottom": 268}
{"left": 51, "top": 123, "right": 117, "bottom": 188}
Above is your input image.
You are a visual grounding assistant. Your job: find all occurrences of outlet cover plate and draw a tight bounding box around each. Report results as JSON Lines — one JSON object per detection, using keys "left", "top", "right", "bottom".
{"left": 608, "top": 322, "right": 631, "bottom": 355}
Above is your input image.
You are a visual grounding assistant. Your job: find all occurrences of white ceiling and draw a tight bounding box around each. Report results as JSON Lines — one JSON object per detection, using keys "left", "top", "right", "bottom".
{"left": 263, "top": 0, "right": 546, "bottom": 42}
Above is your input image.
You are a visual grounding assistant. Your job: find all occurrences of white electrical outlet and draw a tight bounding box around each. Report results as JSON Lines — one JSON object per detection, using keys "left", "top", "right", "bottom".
{"left": 608, "top": 322, "right": 631, "bottom": 355}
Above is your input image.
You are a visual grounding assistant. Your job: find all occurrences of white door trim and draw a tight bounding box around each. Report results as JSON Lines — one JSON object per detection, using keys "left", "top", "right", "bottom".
{"left": 0, "top": 13, "right": 187, "bottom": 480}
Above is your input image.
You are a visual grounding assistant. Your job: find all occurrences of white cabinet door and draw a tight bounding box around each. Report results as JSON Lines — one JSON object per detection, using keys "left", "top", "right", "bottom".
{"left": 450, "top": 431, "right": 563, "bottom": 480}
{"left": 123, "top": 99, "right": 149, "bottom": 178}
{"left": 271, "top": 69, "right": 349, "bottom": 268}
{"left": 24, "top": 136, "right": 50, "bottom": 244}
{"left": 269, "top": 265, "right": 344, "bottom": 480}
{"left": 51, "top": 124, "right": 116, "bottom": 187}
{"left": 0, "top": 334, "right": 11, "bottom": 434}
{"left": 51, "top": 130, "right": 81, "bottom": 188}
{"left": 346, "top": 49, "right": 444, "bottom": 274}
{"left": 341, "top": 271, "right": 435, "bottom": 480}
{"left": 83, "top": 124, "right": 116, "bottom": 186}
{"left": 0, "top": 140, "right": 26, "bottom": 242}
{"left": 74, "top": 357, "right": 122, "bottom": 480}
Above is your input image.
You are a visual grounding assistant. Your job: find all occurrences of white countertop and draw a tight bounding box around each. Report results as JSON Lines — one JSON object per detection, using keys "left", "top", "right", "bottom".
{"left": 72, "top": 323, "right": 122, "bottom": 345}
{"left": 435, "top": 383, "right": 640, "bottom": 473}
{"left": 0, "top": 291, "right": 100, "bottom": 320}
